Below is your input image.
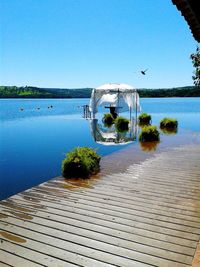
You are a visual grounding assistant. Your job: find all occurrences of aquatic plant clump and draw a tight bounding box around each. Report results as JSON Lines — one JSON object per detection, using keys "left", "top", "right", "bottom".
{"left": 103, "top": 113, "right": 115, "bottom": 127}
{"left": 160, "top": 118, "right": 178, "bottom": 129}
{"left": 138, "top": 113, "right": 151, "bottom": 125}
{"left": 139, "top": 125, "right": 160, "bottom": 142}
{"left": 115, "top": 116, "right": 129, "bottom": 132}
{"left": 62, "top": 147, "right": 101, "bottom": 178}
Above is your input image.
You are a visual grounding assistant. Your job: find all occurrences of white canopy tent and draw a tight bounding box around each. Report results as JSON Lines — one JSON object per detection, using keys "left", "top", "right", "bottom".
{"left": 89, "top": 83, "right": 141, "bottom": 118}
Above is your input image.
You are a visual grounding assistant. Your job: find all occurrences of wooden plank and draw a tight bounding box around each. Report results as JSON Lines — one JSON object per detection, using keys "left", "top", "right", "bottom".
{"left": 3, "top": 196, "right": 197, "bottom": 250}
{"left": 0, "top": 249, "right": 44, "bottom": 267}
{"left": 0, "top": 144, "right": 200, "bottom": 267}
{"left": 0, "top": 208, "right": 195, "bottom": 262}
{"left": 35, "top": 184, "right": 200, "bottom": 224}
{"left": 7, "top": 193, "right": 200, "bottom": 241}
{"left": 0, "top": 219, "right": 190, "bottom": 267}
{"left": 0, "top": 261, "right": 13, "bottom": 267}
{"left": 0, "top": 231, "right": 117, "bottom": 267}
{"left": 0, "top": 223, "right": 152, "bottom": 267}
{"left": 20, "top": 189, "right": 200, "bottom": 234}
{"left": 55, "top": 175, "right": 200, "bottom": 195}
{"left": 21, "top": 182, "right": 200, "bottom": 214}
{"left": 1, "top": 239, "right": 82, "bottom": 267}
{"left": 40, "top": 177, "right": 200, "bottom": 210}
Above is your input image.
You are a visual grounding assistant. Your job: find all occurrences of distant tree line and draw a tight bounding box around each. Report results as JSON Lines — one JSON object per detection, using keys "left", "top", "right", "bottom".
{"left": 0, "top": 86, "right": 92, "bottom": 98}
{"left": 138, "top": 86, "right": 200, "bottom": 97}
{"left": 0, "top": 85, "right": 199, "bottom": 98}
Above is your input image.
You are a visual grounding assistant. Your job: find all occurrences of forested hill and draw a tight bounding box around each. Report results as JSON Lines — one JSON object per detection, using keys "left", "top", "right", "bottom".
{"left": 138, "top": 86, "right": 200, "bottom": 97}
{"left": 0, "top": 85, "right": 199, "bottom": 98}
{"left": 0, "top": 86, "right": 92, "bottom": 98}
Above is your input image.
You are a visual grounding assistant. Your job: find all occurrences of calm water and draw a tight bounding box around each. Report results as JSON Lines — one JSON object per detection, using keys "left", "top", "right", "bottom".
{"left": 0, "top": 97, "right": 200, "bottom": 200}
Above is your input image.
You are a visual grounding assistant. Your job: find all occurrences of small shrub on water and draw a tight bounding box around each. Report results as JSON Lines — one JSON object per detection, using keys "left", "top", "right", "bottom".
{"left": 115, "top": 116, "right": 129, "bottom": 132}
{"left": 139, "top": 125, "right": 160, "bottom": 142}
{"left": 160, "top": 118, "right": 178, "bottom": 129}
{"left": 138, "top": 113, "right": 151, "bottom": 125}
{"left": 62, "top": 147, "right": 101, "bottom": 178}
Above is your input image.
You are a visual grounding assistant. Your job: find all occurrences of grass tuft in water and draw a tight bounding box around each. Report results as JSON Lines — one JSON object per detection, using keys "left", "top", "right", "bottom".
{"left": 138, "top": 113, "right": 151, "bottom": 125}
{"left": 62, "top": 147, "right": 101, "bottom": 179}
{"left": 139, "top": 125, "right": 160, "bottom": 142}
{"left": 160, "top": 117, "right": 178, "bottom": 129}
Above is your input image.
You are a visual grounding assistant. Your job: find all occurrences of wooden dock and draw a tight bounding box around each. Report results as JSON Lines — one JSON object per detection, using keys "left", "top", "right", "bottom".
{"left": 0, "top": 144, "right": 200, "bottom": 266}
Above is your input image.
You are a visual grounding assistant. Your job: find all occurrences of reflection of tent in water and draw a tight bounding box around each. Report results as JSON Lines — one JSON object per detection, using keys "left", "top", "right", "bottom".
{"left": 90, "top": 119, "right": 138, "bottom": 145}
{"left": 89, "top": 83, "right": 141, "bottom": 118}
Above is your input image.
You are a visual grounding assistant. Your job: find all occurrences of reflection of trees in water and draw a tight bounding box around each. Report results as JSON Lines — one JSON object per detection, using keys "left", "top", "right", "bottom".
{"left": 90, "top": 119, "right": 137, "bottom": 145}
{"left": 140, "top": 141, "right": 160, "bottom": 152}
{"left": 160, "top": 127, "right": 178, "bottom": 135}
{"left": 90, "top": 119, "right": 163, "bottom": 152}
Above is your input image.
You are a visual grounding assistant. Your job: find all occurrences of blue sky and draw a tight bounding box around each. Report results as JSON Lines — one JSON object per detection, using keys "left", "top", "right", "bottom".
{"left": 0, "top": 0, "right": 197, "bottom": 89}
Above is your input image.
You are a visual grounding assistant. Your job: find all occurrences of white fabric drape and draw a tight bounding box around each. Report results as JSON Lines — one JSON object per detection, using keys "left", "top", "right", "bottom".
{"left": 89, "top": 84, "right": 141, "bottom": 116}
{"left": 99, "top": 93, "right": 118, "bottom": 106}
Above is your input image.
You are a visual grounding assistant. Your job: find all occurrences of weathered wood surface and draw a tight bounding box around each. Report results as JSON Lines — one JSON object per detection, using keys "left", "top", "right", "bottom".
{"left": 0, "top": 145, "right": 200, "bottom": 267}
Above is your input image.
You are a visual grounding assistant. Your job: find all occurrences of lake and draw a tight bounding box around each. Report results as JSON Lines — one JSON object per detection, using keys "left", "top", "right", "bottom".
{"left": 0, "top": 97, "right": 200, "bottom": 200}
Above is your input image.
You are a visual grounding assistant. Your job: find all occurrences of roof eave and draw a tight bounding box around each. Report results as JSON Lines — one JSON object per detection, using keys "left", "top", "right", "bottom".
{"left": 172, "top": 0, "right": 200, "bottom": 42}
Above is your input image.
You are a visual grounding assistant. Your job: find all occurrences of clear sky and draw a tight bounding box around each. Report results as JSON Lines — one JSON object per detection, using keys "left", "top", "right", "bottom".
{"left": 0, "top": 0, "right": 198, "bottom": 89}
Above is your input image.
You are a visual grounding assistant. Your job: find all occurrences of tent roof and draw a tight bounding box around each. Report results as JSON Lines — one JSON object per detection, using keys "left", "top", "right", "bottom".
{"left": 96, "top": 83, "right": 135, "bottom": 91}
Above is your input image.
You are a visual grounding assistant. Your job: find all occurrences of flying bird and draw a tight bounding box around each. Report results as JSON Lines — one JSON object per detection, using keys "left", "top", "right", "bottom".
{"left": 133, "top": 69, "right": 149, "bottom": 75}
{"left": 141, "top": 69, "right": 148, "bottom": 75}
